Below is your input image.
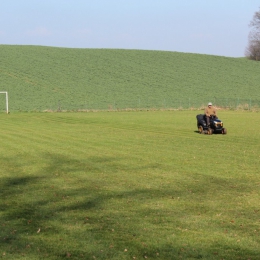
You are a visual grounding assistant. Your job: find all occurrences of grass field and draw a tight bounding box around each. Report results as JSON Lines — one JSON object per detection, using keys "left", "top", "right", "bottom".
{"left": 0, "top": 45, "right": 260, "bottom": 111}
{"left": 0, "top": 110, "right": 259, "bottom": 259}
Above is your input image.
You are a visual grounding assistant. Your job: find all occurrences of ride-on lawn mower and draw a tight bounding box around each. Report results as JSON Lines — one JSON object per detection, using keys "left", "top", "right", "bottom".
{"left": 196, "top": 114, "right": 227, "bottom": 135}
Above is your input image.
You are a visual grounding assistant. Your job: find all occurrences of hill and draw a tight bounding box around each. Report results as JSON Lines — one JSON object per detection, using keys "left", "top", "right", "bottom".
{"left": 0, "top": 45, "right": 259, "bottom": 111}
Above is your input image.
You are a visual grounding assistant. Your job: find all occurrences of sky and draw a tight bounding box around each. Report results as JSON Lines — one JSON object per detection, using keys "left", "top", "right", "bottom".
{"left": 0, "top": 0, "right": 259, "bottom": 57}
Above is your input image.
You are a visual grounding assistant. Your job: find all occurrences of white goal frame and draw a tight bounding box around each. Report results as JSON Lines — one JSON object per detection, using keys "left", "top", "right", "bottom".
{"left": 0, "top": 92, "right": 9, "bottom": 114}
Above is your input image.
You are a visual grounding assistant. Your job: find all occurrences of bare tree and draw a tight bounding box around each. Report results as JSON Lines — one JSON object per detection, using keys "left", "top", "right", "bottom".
{"left": 250, "top": 8, "right": 260, "bottom": 29}
{"left": 245, "top": 7, "right": 260, "bottom": 60}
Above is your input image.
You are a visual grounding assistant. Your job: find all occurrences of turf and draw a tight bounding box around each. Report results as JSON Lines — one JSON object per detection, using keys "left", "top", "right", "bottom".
{"left": 0, "top": 111, "right": 259, "bottom": 259}
{"left": 0, "top": 45, "right": 260, "bottom": 111}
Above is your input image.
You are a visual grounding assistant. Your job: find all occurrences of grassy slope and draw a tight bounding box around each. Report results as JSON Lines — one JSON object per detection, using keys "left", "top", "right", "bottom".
{"left": 0, "top": 111, "right": 259, "bottom": 259}
{"left": 0, "top": 45, "right": 259, "bottom": 111}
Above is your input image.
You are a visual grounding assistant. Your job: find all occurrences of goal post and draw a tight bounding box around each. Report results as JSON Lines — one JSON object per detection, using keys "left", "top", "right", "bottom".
{"left": 0, "top": 92, "right": 9, "bottom": 114}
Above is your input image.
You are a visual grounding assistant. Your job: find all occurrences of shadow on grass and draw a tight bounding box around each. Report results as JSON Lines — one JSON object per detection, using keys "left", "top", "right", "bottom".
{"left": 0, "top": 153, "right": 259, "bottom": 259}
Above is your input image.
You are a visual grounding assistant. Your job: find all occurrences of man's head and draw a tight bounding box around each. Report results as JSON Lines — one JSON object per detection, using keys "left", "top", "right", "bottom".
{"left": 208, "top": 102, "right": 212, "bottom": 107}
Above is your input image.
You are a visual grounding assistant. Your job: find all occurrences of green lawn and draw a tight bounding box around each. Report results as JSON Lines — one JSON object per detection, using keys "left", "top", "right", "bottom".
{"left": 0, "top": 111, "right": 259, "bottom": 259}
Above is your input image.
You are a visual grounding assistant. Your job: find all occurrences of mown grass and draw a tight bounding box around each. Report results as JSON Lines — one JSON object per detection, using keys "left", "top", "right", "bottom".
{"left": 0, "top": 111, "right": 259, "bottom": 259}
{"left": 0, "top": 45, "right": 260, "bottom": 111}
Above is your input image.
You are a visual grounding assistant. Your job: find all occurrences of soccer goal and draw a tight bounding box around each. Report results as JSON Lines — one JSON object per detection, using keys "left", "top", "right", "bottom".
{"left": 0, "top": 92, "right": 9, "bottom": 114}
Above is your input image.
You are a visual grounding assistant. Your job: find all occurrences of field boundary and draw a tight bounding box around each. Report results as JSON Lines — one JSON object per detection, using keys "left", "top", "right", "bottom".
{"left": 38, "top": 105, "right": 260, "bottom": 113}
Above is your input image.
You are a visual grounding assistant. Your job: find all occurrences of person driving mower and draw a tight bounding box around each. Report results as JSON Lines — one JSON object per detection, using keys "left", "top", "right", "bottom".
{"left": 204, "top": 102, "right": 217, "bottom": 126}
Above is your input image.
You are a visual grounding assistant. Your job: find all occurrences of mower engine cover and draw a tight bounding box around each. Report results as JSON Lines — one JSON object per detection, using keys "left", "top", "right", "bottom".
{"left": 212, "top": 119, "right": 223, "bottom": 129}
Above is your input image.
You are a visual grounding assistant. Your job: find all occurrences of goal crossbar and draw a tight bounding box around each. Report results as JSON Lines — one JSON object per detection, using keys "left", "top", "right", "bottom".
{"left": 0, "top": 92, "right": 9, "bottom": 114}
